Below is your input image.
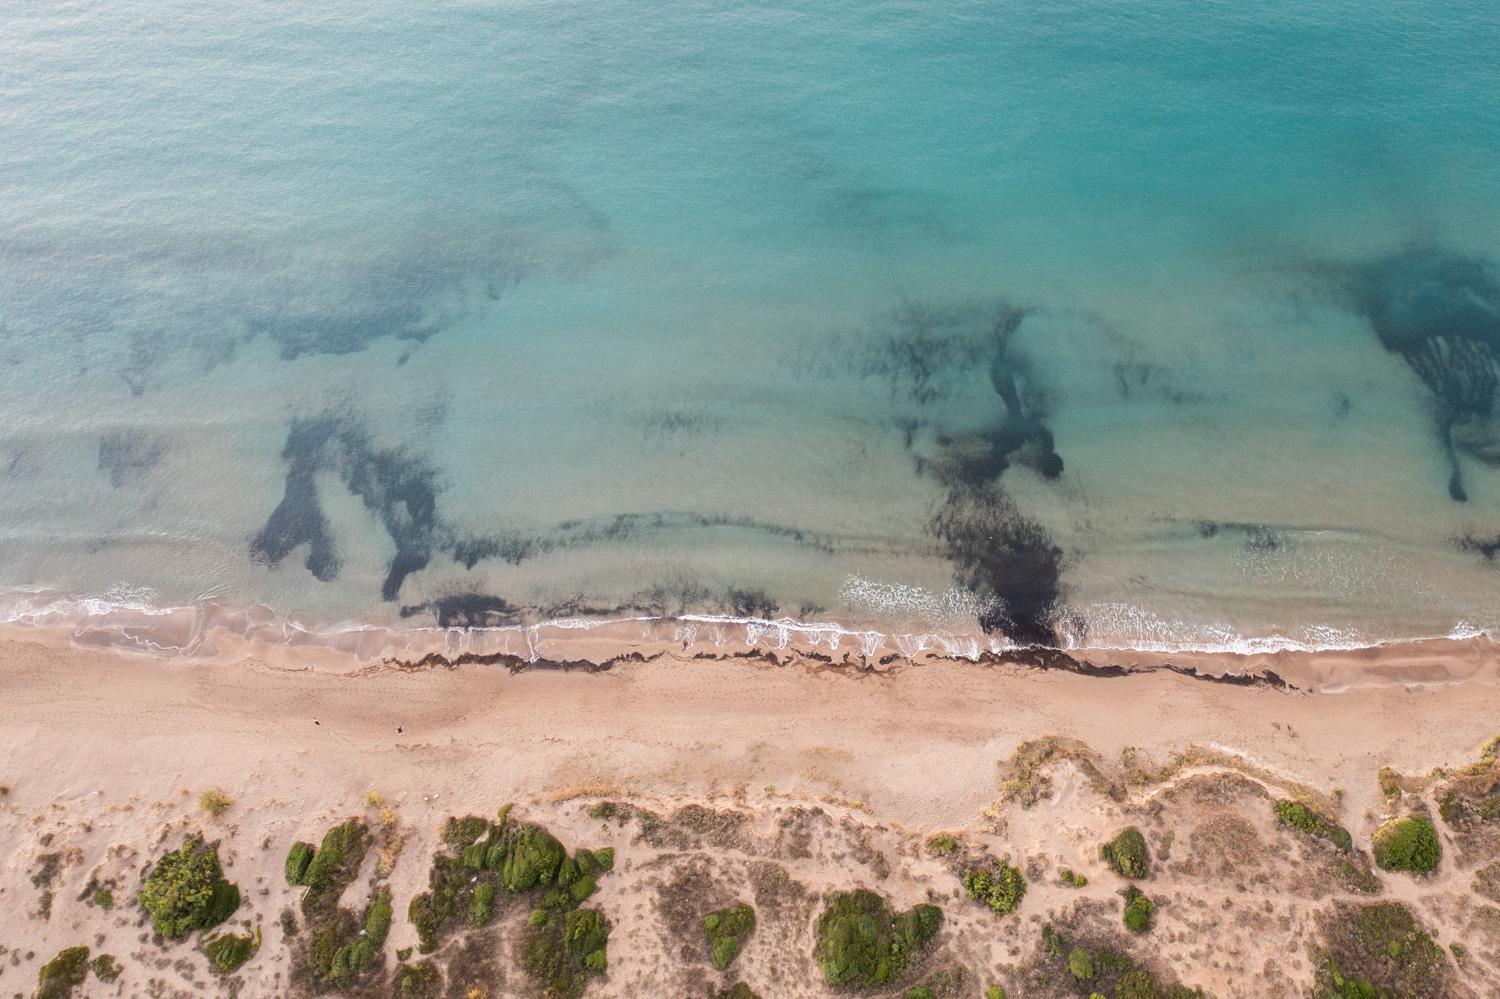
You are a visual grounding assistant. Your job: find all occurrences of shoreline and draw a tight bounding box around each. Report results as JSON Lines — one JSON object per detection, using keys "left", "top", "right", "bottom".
{"left": 2, "top": 603, "right": 1500, "bottom": 696}
{"left": 3, "top": 589, "right": 1499, "bottom": 693}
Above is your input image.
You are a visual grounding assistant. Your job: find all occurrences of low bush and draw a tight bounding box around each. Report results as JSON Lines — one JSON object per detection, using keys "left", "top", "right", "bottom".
{"left": 36, "top": 946, "right": 89, "bottom": 999}
{"left": 89, "top": 953, "right": 122, "bottom": 983}
{"left": 1123, "top": 891, "right": 1154, "bottom": 933}
{"left": 816, "top": 889, "right": 943, "bottom": 989}
{"left": 1315, "top": 901, "right": 1448, "bottom": 999}
{"left": 1274, "top": 799, "right": 1353, "bottom": 851}
{"left": 140, "top": 836, "right": 240, "bottom": 939}
{"left": 1059, "top": 868, "right": 1087, "bottom": 888}
{"left": 286, "top": 818, "right": 386, "bottom": 992}
{"left": 471, "top": 882, "right": 496, "bottom": 927}
{"left": 91, "top": 889, "right": 114, "bottom": 909}
{"left": 715, "top": 985, "right": 760, "bottom": 999}
{"left": 199, "top": 788, "right": 233, "bottom": 817}
{"left": 1038, "top": 925, "right": 1203, "bottom": 998}
{"left": 963, "top": 862, "right": 1027, "bottom": 915}
{"left": 203, "top": 928, "right": 261, "bottom": 974}
{"left": 1100, "top": 827, "right": 1150, "bottom": 879}
{"left": 704, "top": 901, "right": 756, "bottom": 970}
{"left": 926, "top": 833, "right": 958, "bottom": 857}
{"left": 393, "top": 960, "right": 442, "bottom": 997}
{"left": 409, "top": 810, "right": 610, "bottom": 956}
{"left": 284, "top": 841, "right": 315, "bottom": 885}
{"left": 301, "top": 820, "right": 368, "bottom": 917}
{"left": 1068, "top": 946, "right": 1096, "bottom": 981}
{"left": 520, "top": 906, "right": 610, "bottom": 999}
{"left": 1372, "top": 815, "right": 1440, "bottom": 873}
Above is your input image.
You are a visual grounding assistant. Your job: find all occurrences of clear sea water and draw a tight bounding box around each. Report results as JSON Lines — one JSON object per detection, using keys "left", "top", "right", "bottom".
{"left": 2, "top": 0, "right": 1499, "bottom": 655}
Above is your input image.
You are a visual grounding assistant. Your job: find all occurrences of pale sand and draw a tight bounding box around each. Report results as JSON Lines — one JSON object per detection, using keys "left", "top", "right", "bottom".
{"left": 1, "top": 637, "right": 1498, "bottom": 995}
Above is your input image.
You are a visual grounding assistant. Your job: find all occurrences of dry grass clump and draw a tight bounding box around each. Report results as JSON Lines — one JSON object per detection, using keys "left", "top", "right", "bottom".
{"left": 997, "top": 736, "right": 1122, "bottom": 808}
{"left": 199, "top": 788, "right": 233, "bottom": 817}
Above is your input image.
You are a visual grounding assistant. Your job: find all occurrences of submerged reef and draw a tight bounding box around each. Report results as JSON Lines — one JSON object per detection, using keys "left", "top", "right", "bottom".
{"left": 1330, "top": 248, "right": 1500, "bottom": 502}
{"left": 846, "top": 299, "right": 1070, "bottom": 645}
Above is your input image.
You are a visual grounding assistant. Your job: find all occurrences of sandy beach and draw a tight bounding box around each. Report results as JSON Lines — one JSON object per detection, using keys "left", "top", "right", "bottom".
{"left": 2, "top": 635, "right": 1499, "bottom": 996}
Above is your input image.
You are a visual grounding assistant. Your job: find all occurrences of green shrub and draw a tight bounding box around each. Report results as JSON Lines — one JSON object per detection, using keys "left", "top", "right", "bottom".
{"left": 1373, "top": 815, "right": 1440, "bottom": 873}
{"left": 394, "top": 960, "right": 442, "bottom": 997}
{"left": 705, "top": 902, "right": 756, "bottom": 970}
{"left": 140, "top": 836, "right": 240, "bottom": 939}
{"left": 91, "top": 889, "right": 114, "bottom": 909}
{"left": 284, "top": 841, "right": 315, "bottom": 885}
{"left": 301, "top": 820, "right": 367, "bottom": 916}
{"left": 443, "top": 814, "right": 490, "bottom": 846}
{"left": 1059, "top": 868, "right": 1087, "bottom": 888}
{"left": 520, "top": 907, "right": 610, "bottom": 999}
{"left": 963, "top": 862, "right": 1027, "bottom": 915}
{"left": 815, "top": 889, "right": 943, "bottom": 989}
{"left": 291, "top": 820, "right": 389, "bottom": 992}
{"left": 1068, "top": 946, "right": 1096, "bottom": 981}
{"left": 1116, "top": 970, "right": 1165, "bottom": 999}
{"left": 1040, "top": 925, "right": 1202, "bottom": 999}
{"left": 89, "top": 953, "right": 122, "bottom": 983}
{"left": 365, "top": 887, "right": 393, "bottom": 944}
{"left": 1100, "top": 827, "right": 1150, "bottom": 879}
{"left": 471, "top": 882, "right": 496, "bottom": 926}
{"left": 1275, "top": 800, "right": 1353, "bottom": 851}
{"left": 986, "top": 988, "right": 1006, "bottom": 999}
{"left": 1124, "top": 892, "right": 1155, "bottom": 933}
{"left": 1315, "top": 901, "right": 1448, "bottom": 998}
{"left": 410, "top": 810, "right": 614, "bottom": 962}
{"left": 906, "top": 987, "right": 935, "bottom": 999}
{"left": 926, "top": 833, "right": 958, "bottom": 856}
{"left": 500, "top": 824, "right": 566, "bottom": 892}
{"left": 36, "top": 946, "right": 89, "bottom": 999}
{"left": 203, "top": 928, "right": 261, "bottom": 974}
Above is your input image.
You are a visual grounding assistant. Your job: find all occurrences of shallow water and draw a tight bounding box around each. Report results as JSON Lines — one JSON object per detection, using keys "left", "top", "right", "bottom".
{"left": 2, "top": 0, "right": 1498, "bottom": 654}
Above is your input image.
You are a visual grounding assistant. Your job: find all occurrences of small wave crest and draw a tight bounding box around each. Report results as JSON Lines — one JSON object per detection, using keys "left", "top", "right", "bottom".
{"left": 0, "top": 585, "right": 1484, "bottom": 666}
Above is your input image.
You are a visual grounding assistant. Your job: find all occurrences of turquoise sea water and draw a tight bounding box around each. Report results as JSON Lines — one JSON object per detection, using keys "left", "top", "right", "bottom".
{"left": 2, "top": 0, "right": 1499, "bottom": 654}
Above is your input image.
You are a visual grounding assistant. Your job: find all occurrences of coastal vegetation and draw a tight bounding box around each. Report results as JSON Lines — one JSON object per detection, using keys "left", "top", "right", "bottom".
{"left": 13, "top": 742, "right": 1500, "bottom": 995}
{"left": 1100, "top": 827, "right": 1151, "bottom": 879}
{"left": 407, "top": 807, "right": 613, "bottom": 997}
{"left": 203, "top": 927, "right": 261, "bottom": 974}
{"left": 199, "top": 787, "right": 234, "bottom": 817}
{"left": 926, "top": 833, "right": 958, "bottom": 856}
{"left": 704, "top": 901, "right": 756, "bottom": 969}
{"left": 1122, "top": 889, "right": 1154, "bottom": 933}
{"left": 282, "top": 818, "right": 393, "bottom": 990}
{"left": 1274, "top": 799, "right": 1353, "bottom": 851}
{"left": 35, "top": 946, "right": 90, "bottom": 999}
{"left": 1314, "top": 901, "right": 1451, "bottom": 998}
{"left": 90, "top": 953, "right": 122, "bottom": 983}
{"left": 715, "top": 984, "right": 761, "bottom": 999}
{"left": 1371, "top": 815, "right": 1440, "bottom": 873}
{"left": 284, "top": 840, "right": 315, "bottom": 884}
{"left": 1031, "top": 925, "right": 1203, "bottom": 998}
{"left": 963, "top": 861, "right": 1027, "bottom": 915}
{"left": 393, "top": 959, "right": 442, "bottom": 997}
{"left": 139, "top": 836, "right": 240, "bottom": 939}
{"left": 815, "top": 889, "right": 943, "bottom": 989}
{"left": 1059, "top": 868, "right": 1088, "bottom": 888}
{"left": 35, "top": 947, "right": 123, "bottom": 996}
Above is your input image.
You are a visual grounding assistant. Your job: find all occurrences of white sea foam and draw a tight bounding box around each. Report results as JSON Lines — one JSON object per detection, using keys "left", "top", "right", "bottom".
{"left": 0, "top": 587, "right": 1490, "bottom": 665}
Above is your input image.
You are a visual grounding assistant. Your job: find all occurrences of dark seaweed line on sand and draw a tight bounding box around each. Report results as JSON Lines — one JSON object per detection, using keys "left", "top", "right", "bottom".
{"left": 380, "top": 644, "right": 1294, "bottom": 690}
